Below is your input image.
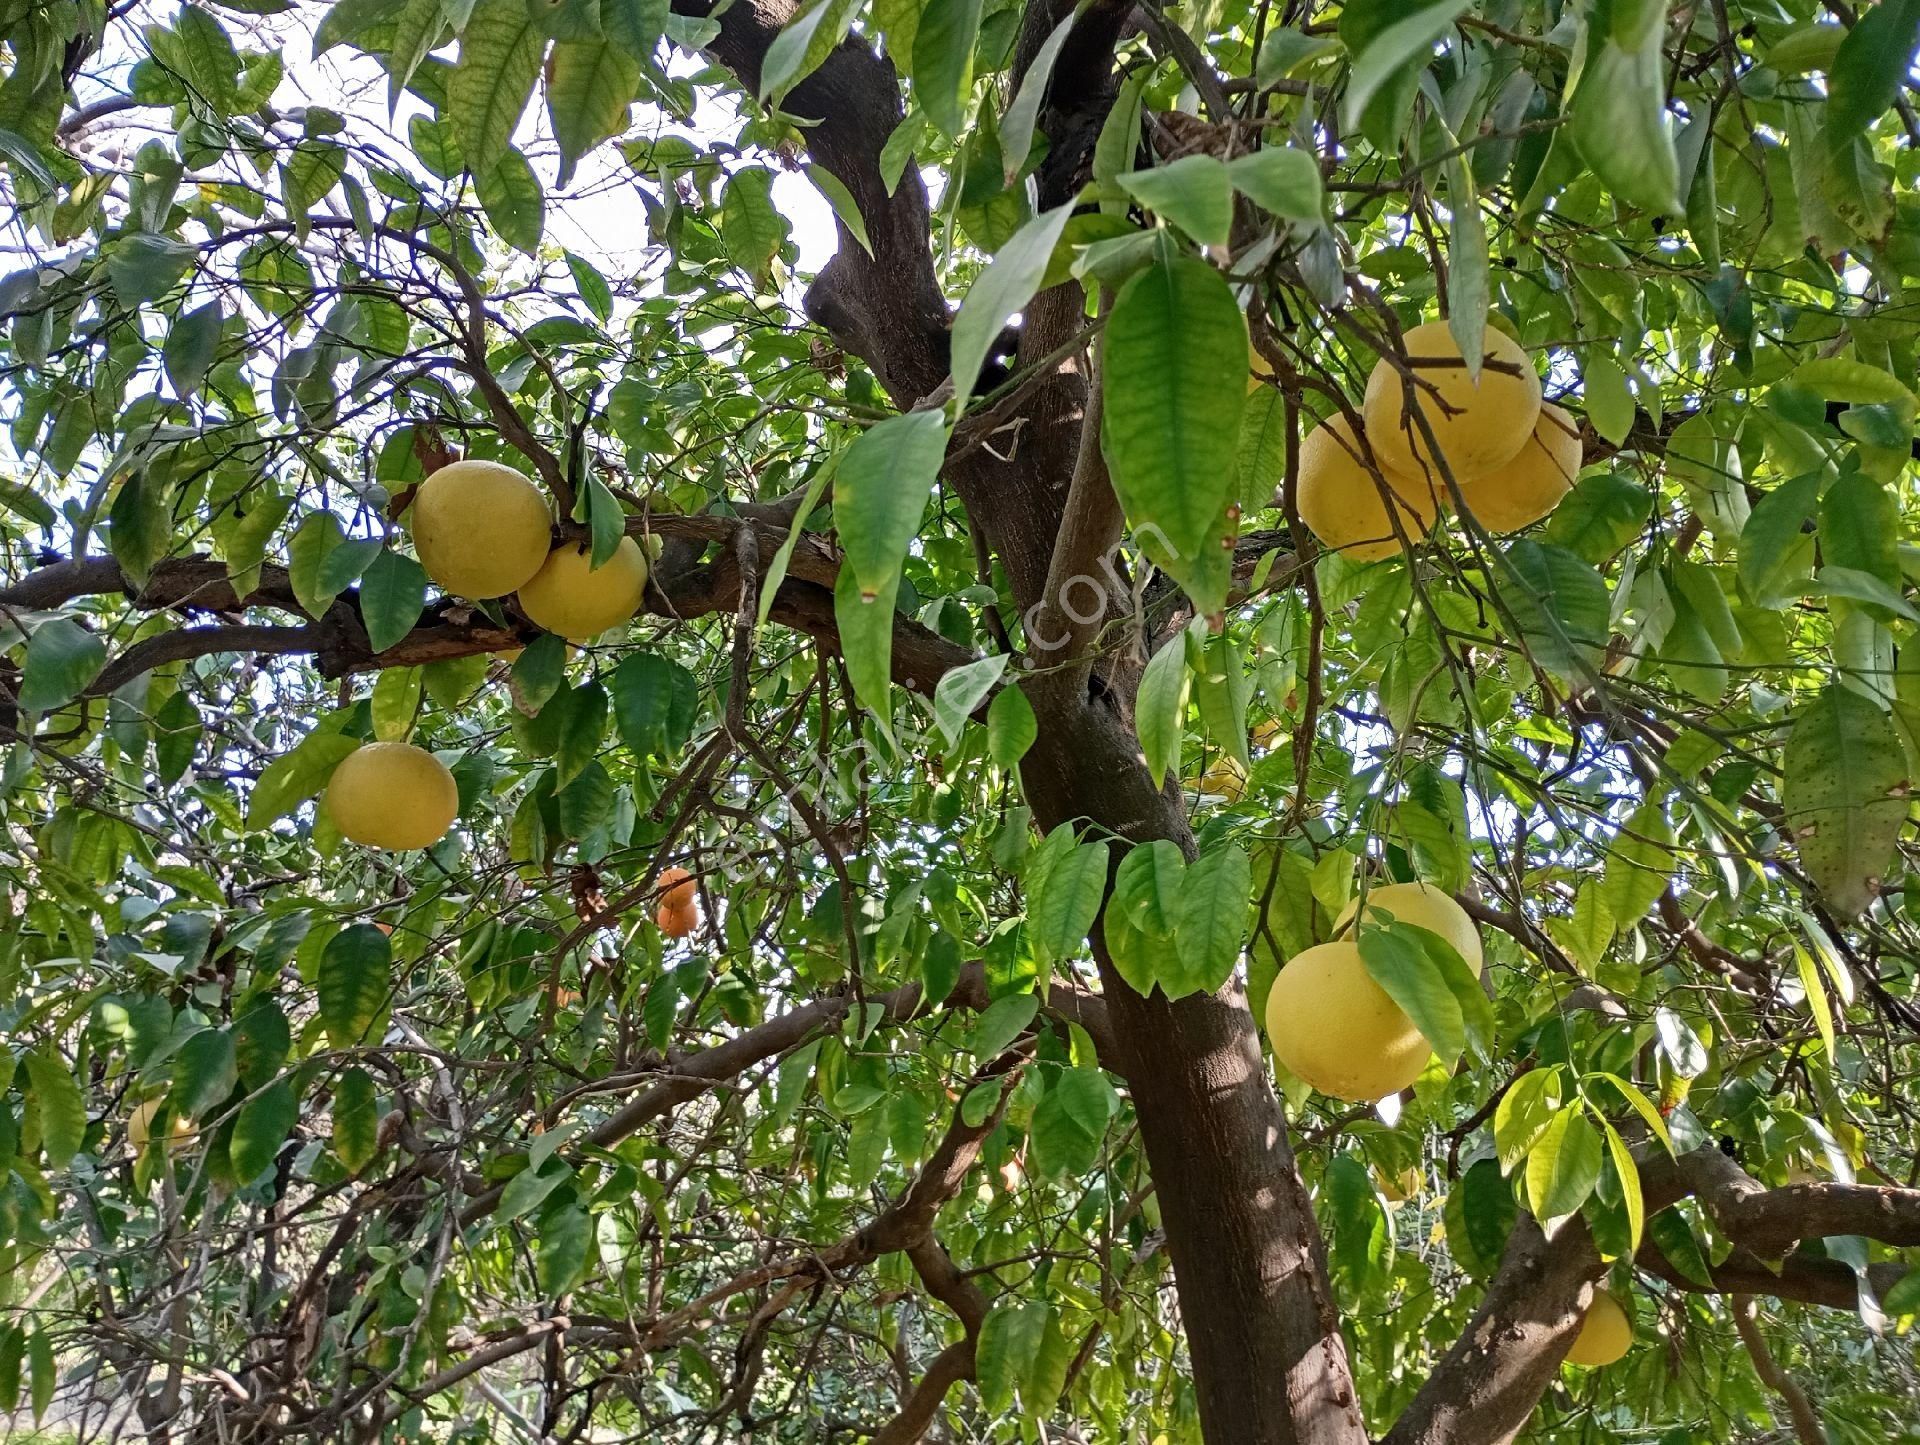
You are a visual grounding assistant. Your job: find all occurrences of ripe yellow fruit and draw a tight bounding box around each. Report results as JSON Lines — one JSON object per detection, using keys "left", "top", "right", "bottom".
{"left": 516, "top": 538, "right": 649, "bottom": 640}
{"left": 1362, "top": 320, "right": 1541, "bottom": 484}
{"left": 1197, "top": 757, "right": 1247, "bottom": 802}
{"left": 129, "top": 1097, "right": 195, "bottom": 1155}
{"left": 1564, "top": 1292, "right": 1633, "bottom": 1367}
{"left": 325, "top": 741, "right": 460, "bottom": 850}
{"left": 656, "top": 866, "right": 699, "bottom": 938}
{"left": 1374, "top": 1164, "right": 1424, "bottom": 1204}
{"left": 1264, "top": 940, "right": 1436, "bottom": 1101}
{"left": 1455, "top": 402, "right": 1581, "bottom": 533}
{"left": 1335, "top": 881, "right": 1483, "bottom": 974}
{"left": 409, "top": 459, "right": 554, "bottom": 599}
{"left": 1296, "top": 414, "right": 1440, "bottom": 563}
{"left": 1249, "top": 338, "right": 1273, "bottom": 395}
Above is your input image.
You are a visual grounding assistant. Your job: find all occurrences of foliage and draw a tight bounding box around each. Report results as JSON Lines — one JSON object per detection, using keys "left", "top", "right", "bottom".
{"left": 0, "top": 0, "right": 1917, "bottom": 1442}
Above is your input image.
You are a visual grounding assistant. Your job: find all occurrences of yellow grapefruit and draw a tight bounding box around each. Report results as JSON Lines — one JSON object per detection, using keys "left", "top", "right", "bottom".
{"left": 1564, "top": 1292, "right": 1633, "bottom": 1367}
{"left": 1296, "top": 414, "right": 1440, "bottom": 563}
{"left": 129, "top": 1097, "right": 196, "bottom": 1155}
{"left": 1456, "top": 402, "right": 1581, "bottom": 532}
{"left": 409, "top": 459, "right": 553, "bottom": 599}
{"left": 325, "top": 741, "right": 460, "bottom": 850}
{"left": 1197, "top": 757, "right": 1248, "bottom": 802}
{"left": 1335, "top": 881, "right": 1483, "bottom": 974}
{"left": 1264, "top": 940, "right": 1436, "bottom": 1102}
{"left": 1362, "top": 320, "right": 1541, "bottom": 485}
{"left": 516, "top": 538, "right": 649, "bottom": 640}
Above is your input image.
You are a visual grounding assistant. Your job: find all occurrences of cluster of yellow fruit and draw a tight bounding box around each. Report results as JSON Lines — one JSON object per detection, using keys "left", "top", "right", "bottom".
{"left": 1265, "top": 882, "right": 1638, "bottom": 1370}
{"left": 323, "top": 459, "right": 648, "bottom": 852}
{"left": 1293, "top": 322, "right": 1580, "bottom": 561}
{"left": 1263, "top": 880, "right": 1482, "bottom": 1102}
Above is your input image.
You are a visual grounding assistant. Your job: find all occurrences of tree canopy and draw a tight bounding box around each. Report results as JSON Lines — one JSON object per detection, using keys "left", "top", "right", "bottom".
{"left": 1, "top": 0, "right": 1919, "bottom": 1442}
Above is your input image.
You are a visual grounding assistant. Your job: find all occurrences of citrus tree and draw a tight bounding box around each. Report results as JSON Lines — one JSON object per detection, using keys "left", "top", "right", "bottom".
{"left": 3, "top": 0, "right": 1920, "bottom": 1441}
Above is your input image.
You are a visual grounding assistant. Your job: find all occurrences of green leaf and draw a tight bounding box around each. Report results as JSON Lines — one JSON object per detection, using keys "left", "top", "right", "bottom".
{"left": 1546, "top": 472, "right": 1652, "bottom": 566}
{"left": 932, "top": 653, "right": 1005, "bottom": 747}
{"left": 1789, "top": 357, "right": 1917, "bottom": 412}
{"left": 106, "top": 233, "right": 197, "bottom": 308}
{"left": 23, "top": 1051, "right": 84, "bottom": 1167}
{"left": 450, "top": 0, "right": 545, "bottom": 179}
{"left": 1820, "top": 473, "right": 1900, "bottom": 590}
{"left": 499, "top": 1158, "right": 571, "bottom": 1221}
{"left": 171, "top": 1027, "right": 238, "bottom": 1121}
{"left": 288, "top": 512, "right": 355, "bottom": 616}
{"left": 165, "top": 300, "right": 225, "bottom": 399}
{"left": 1589, "top": 1072, "right": 1674, "bottom": 1156}
{"left": 250, "top": 731, "right": 359, "bottom": 829}
{"left": 1494, "top": 1067, "right": 1563, "bottom": 1174}
{"left": 370, "top": 666, "right": 423, "bottom": 741}
{"left": 1001, "top": 3, "right": 1078, "bottom": 180}
{"left": 360, "top": 549, "right": 427, "bottom": 653}
{"left": 513, "top": 633, "right": 570, "bottom": 712}
{"left": 1101, "top": 249, "right": 1247, "bottom": 613}
{"left": 1737, "top": 472, "right": 1819, "bottom": 606}
{"left": 1648, "top": 1205, "right": 1714, "bottom": 1285}
{"left": 1134, "top": 626, "right": 1192, "bottom": 789}
{"left": 27, "top": 1331, "right": 51, "bottom": 1424}
{"left": 318, "top": 923, "right": 392, "bottom": 1047}
{"left": 804, "top": 163, "right": 872, "bottom": 256}
{"left": 760, "top": 0, "right": 860, "bottom": 103}
{"left": 1525, "top": 1105, "right": 1603, "bottom": 1233}
{"left": 912, "top": 0, "right": 984, "bottom": 137}
{"left": 1357, "top": 922, "right": 1463, "bottom": 1062}
{"left": 233, "top": 1000, "right": 292, "bottom": 1090}
{"left": 1341, "top": 0, "right": 1471, "bottom": 132}
{"left": 1030, "top": 1066, "right": 1117, "bottom": 1178}
{"left": 1498, "top": 539, "right": 1609, "bottom": 681}
{"left": 1029, "top": 836, "right": 1109, "bottom": 967}
{"left": 950, "top": 203, "right": 1074, "bottom": 407}
{"left": 1326, "top": 1152, "right": 1392, "bottom": 1286}
{"left": 968, "top": 992, "right": 1038, "bottom": 1059}
{"left": 19, "top": 616, "right": 106, "bottom": 712}
{"left": 477, "top": 148, "right": 545, "bottom": 254}
{"left": 1116, "top": 154, "right": 1234, "bottom": 245}
{"left": 1445, "top": 1158, "right": 1517, "bottom": 1280}
{"left": 1825, "top": 0, "right": 1920, "bottom": 150}
{"left": 536, "top": 1199, "right": 594, "bottom": 1293}
{"left": 1224, "top": 146, "right": 1325, "bottom": 226}
{"left": 1598, "top": 799, "right": 1673, "bottom": 928}
{"left": 1600, "top": 1117, "right": 1644, "bottom": 1251}
{"left": 1444, "top": 159, "right": 1488, "bottom": 380}
{"left": 231, "top": 1078, "right": 297, "bottom": 1179}
{"left": 1164, "top": 843, "right": 1251, "bottom": 999}
{"left": 976, "top": 1301, "right": 1048, "bottom": 1413}
{"left": 1569, "top": 27, "right": 1681, "bottom": 213}
{"left": 547, "top": 40, "right": 639, "bottom": 184}
{"left": 986, "top": 683, "right": 1037, "bottom": 768}
{"left": 833, "top": 409, "right": 949, "bottom": 598}
{"left": 1794, "top": 943, "right": 1837, "bottom": 1061}
{"left": 609, "top": 651, "right": 699, "bottom": 756}
{"left": 384, "top": 0, "right": 444, "bottom": 112}
{"left": 1783, "top": 683, "right": 1908, "bottom": 918}
{"left": 332, "top": 1066, "right": 380, "bottom": 1173}
{"left": 720, "top": 166, "right": 787, "bottom": 286}
{"left": 1582, "top": 350, "right": 1634, "bottom": 446}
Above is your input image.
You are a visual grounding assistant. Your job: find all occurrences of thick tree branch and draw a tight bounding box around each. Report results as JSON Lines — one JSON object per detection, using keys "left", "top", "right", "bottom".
{"left": 1636, "top": 1236, "right": 1908, "bottom": 1311}
{"left": 1678, "top": 1146, "right": 1920, "bottom": 1255}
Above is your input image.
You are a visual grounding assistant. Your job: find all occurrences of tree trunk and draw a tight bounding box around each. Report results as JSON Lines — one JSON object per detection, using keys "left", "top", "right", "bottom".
{"left": 1021, "top": 699, "right": 1365, "bottom": 1445}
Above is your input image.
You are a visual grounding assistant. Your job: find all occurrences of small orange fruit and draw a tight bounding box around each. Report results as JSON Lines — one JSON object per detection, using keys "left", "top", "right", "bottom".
{"left": 656, "top": 867, "right": 699, "bottom": 938}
